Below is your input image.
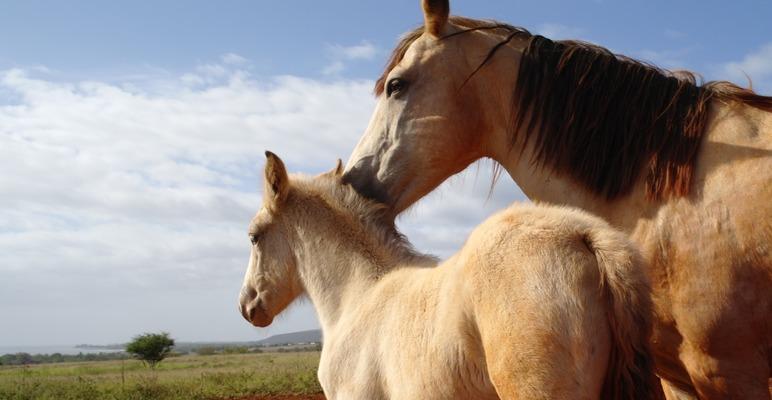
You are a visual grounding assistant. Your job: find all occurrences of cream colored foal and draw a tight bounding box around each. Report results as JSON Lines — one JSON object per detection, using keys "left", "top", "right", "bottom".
{"left": 239, "top": 152, "right": 658, "bottom": 400}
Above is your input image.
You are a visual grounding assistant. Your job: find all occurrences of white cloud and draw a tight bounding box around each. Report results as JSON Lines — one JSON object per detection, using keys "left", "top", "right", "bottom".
{"left": 0, "top": 57, "right": 375, "bottom": 345}
{"left": 328, "top": 41, "right": 378, "bottom": 61}
{"left": 322, "top": 61, "right": 345, "bottom": 76}
{"left": 323, "top": 41, "right": 378, "bottom": 76}
{"left": 221, "top": 53, "right": 248, "bottom": 65}
{"left": 0, "top": 55, "right": 527, "bottom": 346}
{"left": 400, "top": 165, "right": 525, "bottom": 258}
{"left": 719, "top": 43, "right": 772, "bottom": 93}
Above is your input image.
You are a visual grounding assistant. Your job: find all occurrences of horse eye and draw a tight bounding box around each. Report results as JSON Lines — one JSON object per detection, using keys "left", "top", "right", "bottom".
{"left": 249, "top": 234, "right": 259, "bottom": 245}
{"left": 386, "top": 78, "right": 407, "bottom": 97}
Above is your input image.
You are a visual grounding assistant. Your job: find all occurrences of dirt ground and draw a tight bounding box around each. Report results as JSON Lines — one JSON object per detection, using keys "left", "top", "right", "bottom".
{"left": 225, "top": 395, "right": 325, "bottom": 400}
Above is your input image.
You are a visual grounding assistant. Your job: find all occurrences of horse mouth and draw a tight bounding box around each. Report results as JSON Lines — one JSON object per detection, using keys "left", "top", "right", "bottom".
{"left": 240, "top": 298, "right": 274, "bottom": 327}
{"left": 342, "top": 164, "right": 392, "bottom": 205}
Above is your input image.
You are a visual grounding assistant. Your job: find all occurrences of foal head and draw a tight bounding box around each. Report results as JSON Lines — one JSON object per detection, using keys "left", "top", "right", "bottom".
{"left": 238, "top": 152, "right": 348, "bottom": 327}
{"left": 238, "top": 152, "right": 302, "bottom": 327}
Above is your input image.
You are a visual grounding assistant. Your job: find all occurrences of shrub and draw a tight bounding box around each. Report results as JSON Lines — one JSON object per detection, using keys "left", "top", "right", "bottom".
{"left": 125, "top": 332, "right": 175, "bottom": 369}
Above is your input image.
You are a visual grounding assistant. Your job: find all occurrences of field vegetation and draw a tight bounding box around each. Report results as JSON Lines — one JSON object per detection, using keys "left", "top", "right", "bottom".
{"left": 0, "top": 351, "right": 322, "bottom": 400}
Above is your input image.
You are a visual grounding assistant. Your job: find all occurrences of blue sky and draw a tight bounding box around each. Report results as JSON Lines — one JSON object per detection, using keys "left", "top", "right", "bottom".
{"left": 3, "top": 1, "right": 771, "bottom": 81}
{"left": 1, "top": 1, "right": 770, "bottom": 347}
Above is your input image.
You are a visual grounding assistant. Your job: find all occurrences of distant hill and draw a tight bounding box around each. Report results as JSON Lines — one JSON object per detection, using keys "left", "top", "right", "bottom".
{"left": 75, "top": 329, "right": 323, "bottom": 352}
{"left": 256, "top": 329, "right": 321, "bottom": 346}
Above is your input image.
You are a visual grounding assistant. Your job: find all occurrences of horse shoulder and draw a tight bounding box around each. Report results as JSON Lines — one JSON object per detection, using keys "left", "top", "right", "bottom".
{"left": 629, "top": 164, "right": 772, "bottom": 392}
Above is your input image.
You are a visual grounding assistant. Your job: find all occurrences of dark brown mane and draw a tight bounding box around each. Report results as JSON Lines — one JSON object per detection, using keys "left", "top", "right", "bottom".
{"left": 376, "top": 17, "right": 772, "bottom": 200}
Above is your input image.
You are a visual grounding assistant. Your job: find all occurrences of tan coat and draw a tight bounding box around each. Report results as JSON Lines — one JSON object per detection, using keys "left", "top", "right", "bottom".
{"left": 342, "top": 1, "right": 772, "bottom": 398}
{"left": 239, "top": 154, "right": 658, "bottom": 400}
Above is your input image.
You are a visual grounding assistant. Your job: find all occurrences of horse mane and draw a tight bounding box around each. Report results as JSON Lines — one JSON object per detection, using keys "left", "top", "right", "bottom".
{"left": 376, "top": 17, "right": 772, "bottom": 200}
{"left": 291, "top": 173, "right": 433, "bottom": 266}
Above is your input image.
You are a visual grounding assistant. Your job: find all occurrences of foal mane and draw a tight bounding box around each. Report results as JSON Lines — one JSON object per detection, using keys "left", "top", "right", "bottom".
{"left": 376, "top": 17, "right": 772, "bottom": 200}
{"left": 293, "top": 174, "right": 430, "bottom": 266}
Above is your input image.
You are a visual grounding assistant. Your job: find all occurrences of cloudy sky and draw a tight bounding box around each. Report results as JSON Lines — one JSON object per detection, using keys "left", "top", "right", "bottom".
{"left": 2, "top": 1, "right": 770, "bottom": 347}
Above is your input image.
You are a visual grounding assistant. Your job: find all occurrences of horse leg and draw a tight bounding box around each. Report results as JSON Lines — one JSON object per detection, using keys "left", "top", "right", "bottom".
{"left": 679, "top": 341, "right": 770, "bottom": 399}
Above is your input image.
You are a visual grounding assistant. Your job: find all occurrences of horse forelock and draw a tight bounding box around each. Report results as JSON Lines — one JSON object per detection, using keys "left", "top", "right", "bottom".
{"left": 374, "top": 17, "right": 519, "bottom": 96}
{"left": 377, "top": 16, "right": 772, "bottom": 201}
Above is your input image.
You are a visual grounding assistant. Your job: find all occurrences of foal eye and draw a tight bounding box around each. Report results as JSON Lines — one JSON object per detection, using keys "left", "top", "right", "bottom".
{"left": 386, "top": 78, "right": 407, "bottom": 97}
{"left": 249, "top": 234, "right": 259, "bottom": 245}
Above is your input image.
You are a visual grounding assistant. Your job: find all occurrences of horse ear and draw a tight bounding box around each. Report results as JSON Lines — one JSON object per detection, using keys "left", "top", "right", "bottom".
{"left": 422, "top": 0, "right": 449, "bottom": 37}
{"left": 263, "top": 151, "right": 289, "bottom": 209}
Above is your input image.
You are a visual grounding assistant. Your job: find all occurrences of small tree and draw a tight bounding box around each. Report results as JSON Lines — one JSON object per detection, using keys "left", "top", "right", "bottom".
{"left": 125, "top": 332, "right": 175, "bottom": 369}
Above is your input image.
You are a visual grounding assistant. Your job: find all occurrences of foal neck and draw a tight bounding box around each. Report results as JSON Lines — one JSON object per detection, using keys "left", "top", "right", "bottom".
{"left": 288, "top": 187, "right": 434, "bottom": 330}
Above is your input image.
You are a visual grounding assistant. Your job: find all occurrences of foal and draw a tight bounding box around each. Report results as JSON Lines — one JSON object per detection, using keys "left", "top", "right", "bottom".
{"left": 239, "top": 152, "right": 657, "bottom": 400}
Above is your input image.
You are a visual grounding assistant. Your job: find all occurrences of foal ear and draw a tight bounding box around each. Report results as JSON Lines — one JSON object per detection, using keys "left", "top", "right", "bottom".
{"left": 422, "top": 0, "right": 449, "bottom": 37}
{"left": 263, "top": 151, "right": 289, "bottom": 209}
{"left": 318, "top": 159, "right": 344, "bottom": 179}
{"left": 332, "top": 159, "right": 343, "bottom": 177}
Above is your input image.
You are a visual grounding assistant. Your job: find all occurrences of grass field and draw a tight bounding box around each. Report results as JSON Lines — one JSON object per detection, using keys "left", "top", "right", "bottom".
{"left": 0, "top": 351, "right": 322, "bottom": 400}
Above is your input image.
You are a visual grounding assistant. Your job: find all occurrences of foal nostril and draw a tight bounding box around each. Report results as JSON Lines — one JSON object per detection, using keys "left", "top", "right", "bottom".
{"left": 238, "top": 286, "right": 258, "bottom": 322}
{"left": 239, "top": 302, "right": 249, "bottom": 321}
{"left": 239, "top": 291, "right": 265, "bottom": 323}
{"left": 240, "top": 286, "right": 257, "bottom": 301}
{"left": 247, "top": 301, "right": 258, "bottom": 321}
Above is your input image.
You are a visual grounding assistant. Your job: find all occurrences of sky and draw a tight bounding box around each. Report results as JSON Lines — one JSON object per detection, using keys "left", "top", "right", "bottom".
{"left": 1, "top": 1, "right": 770, "bottom": 347}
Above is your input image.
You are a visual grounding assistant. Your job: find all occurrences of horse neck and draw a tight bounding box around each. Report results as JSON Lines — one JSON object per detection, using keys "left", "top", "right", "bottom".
{"left": 289, "top": 199, "right": 428, "bottom": 331}
{"left": 486, "top": 128, "right": 659, "bottom": 232}
{"left": 466, "top": 35, "right": 672, "bottom": 232}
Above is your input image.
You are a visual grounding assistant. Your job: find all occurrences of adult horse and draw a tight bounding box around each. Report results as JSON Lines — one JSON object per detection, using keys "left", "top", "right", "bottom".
{"left": 342, "top": 1, "right": 772, "bottom": 399}
{"left": 240, "top": 152, "right": 658, "bottom": 399}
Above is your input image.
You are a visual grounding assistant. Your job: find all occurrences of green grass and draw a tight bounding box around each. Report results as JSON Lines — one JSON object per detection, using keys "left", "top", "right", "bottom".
{"left": 0, "top": 352, "right": 322, "bottom": 400}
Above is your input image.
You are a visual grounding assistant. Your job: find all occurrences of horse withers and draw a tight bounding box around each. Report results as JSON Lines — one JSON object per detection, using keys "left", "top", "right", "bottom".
{"left": 239, "top": 152, "right": 658, "bottom": 400}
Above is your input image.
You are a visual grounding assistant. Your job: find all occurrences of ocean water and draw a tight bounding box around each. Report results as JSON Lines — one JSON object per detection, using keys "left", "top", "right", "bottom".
{"left": 0, "top": 345, "right": 122, "bottom": 356}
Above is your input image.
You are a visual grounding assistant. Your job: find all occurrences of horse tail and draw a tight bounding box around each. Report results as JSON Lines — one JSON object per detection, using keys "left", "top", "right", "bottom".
{"left": 582, "top": 227, "right": 662, "bottom": 400}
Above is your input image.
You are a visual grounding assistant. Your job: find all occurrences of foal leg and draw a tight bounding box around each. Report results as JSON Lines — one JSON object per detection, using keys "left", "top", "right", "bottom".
{"left": 481, "top": 328, "right": 601, "bottom": 400}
